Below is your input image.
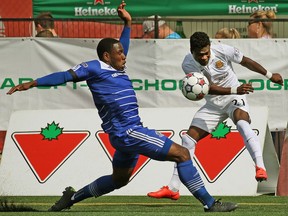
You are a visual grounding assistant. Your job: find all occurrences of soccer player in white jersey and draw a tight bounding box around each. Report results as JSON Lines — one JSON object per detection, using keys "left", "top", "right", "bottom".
{"left": 148, "top": 31, "right": 283, "bottom": 200}
{"left": 6, "top": 4, "right": 240, "bottom": 213}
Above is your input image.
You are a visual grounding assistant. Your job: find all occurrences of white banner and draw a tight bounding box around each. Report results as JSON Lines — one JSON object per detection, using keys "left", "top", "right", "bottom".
{"left": 0, "top": 107, "right": 278, "bottom": 196}
{"left": 0, "top": 38, "right": 287, "bottom": 131}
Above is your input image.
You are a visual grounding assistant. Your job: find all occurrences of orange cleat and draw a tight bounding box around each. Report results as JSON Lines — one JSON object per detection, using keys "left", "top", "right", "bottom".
{"left": 147, "top": 186, "right": 180, "bottom": 200}
{"left": 255, "top": 166, "right": 268, "bottom": 182}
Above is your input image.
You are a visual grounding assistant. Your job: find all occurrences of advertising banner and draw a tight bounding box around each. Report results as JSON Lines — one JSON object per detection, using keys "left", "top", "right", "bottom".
{"left": 0, "top": 38, "right": 287, "bottom": 131}
{"left": 0, "top": 107, "right": 278, "bottom": 195}
{"left": 32, "top": 0, "right": 288, "bottom": 18}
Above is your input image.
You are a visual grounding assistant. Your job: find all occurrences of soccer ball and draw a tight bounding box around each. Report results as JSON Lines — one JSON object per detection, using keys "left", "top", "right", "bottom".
{"left": 181, "top": 72, "right": 210, "bottom": 101}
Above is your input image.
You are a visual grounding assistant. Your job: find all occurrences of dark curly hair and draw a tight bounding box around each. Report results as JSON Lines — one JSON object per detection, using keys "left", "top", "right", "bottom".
{"left": 97, "top": 38, "right": 120, "bottom": 61}
{"left": 190, "top": 32, "right": 211, "bottom": 52}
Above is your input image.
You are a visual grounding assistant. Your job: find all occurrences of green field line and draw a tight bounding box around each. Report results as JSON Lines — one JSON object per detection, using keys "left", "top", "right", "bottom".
{"left": 13, "top": 202, "right": 288, "bottom": 206}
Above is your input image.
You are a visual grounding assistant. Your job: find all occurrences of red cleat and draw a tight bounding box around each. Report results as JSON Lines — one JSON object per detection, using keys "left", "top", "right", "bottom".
{"left": 147, "top": 186, "right": 180, "bottom": 200}
{"left": 255, "top": 166, "right": 268, "bottom": 182}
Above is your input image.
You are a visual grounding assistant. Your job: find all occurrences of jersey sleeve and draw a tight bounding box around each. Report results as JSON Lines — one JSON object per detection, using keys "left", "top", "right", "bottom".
{"left": 68, "top": 62, "right": 91, "bottom": 81}
{"left": 221, "top": 44, "right": 243, "bottom": 64}
{"left": 36, "top": 61, "right": 99, "bottom": 86}
{"left": 36, "top": 71, "right": 74, "bottom": 86}
{"left": 119, "top": 26, "right": 130, "bottom": 56}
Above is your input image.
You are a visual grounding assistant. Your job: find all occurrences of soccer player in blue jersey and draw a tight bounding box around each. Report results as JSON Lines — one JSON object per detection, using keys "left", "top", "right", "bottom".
{"left": 7, "top": 1, "right": 237, "bottom": 213}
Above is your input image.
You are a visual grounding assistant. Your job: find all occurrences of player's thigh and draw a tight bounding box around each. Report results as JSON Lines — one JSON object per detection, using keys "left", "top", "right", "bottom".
{"left": 127, "top": 127, "right": 173, "bottom": 161}
{"left": 187, "top": 126, "right": 210, "bottom": 141}
{"left": 112, "top": 150, "right": 139, "bottom": 170}
{"left": 226, "top": 95, "right": 250, "bottom": 123}
{"left": 191, "top": 105, "right": 228, "bottom": 133}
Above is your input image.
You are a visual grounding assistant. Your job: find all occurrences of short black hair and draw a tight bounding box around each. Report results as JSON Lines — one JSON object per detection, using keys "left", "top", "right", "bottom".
{"left": 97, "top": 38, "right": 120, "bottom": 60}
{"left": 34, "top": 12, "right": 54, "bottom": 29}
{"left": 190, "top": 32, "right": 211, "bottom": 52}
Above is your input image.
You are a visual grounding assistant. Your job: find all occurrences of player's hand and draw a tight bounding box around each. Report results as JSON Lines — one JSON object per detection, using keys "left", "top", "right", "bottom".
{"left": 118, "top": 1, "right": 132, "bottom": 26}
{"left": 237, "top": 83, "right": 254, "bottom": 94}
{"left": 6, "top": 80, "right": 37, "bottom": 95}
{"left": 270, "top": 73, "right": 283, "bottom": 86}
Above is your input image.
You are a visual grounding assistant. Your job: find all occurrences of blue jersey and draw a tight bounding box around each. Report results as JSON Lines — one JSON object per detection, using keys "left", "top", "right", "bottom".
{"left": 70, "top": 60, "right": 141, "bottom": 134}
{"left": 36, "top": 26, "right": 141, "bottom": 135}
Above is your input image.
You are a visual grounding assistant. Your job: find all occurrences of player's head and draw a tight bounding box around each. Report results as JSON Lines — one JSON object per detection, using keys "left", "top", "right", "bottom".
{"left": 97, "top": 38, "right": 126, "bottom": 71}
{"left": 190, "top": 32, "right": 211, "bottom": 66}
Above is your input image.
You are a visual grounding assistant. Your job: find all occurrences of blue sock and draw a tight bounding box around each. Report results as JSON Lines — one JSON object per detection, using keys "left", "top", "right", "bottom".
{"left": 72, "top": 175, "right": 117, "bottom": 203}
{"left": 177, "top": 160, "right": 215, "bottom": 208}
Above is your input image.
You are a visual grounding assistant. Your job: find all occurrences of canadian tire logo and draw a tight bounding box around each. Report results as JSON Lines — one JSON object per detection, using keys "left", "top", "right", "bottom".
{"left": 96, "top": 130, "right": 174, "bottom": 180}
{"left": 12, "top": 122, "right": 90, "bottom": 183}
{"left": 181, "top": 122, "right": 259, "bottom": 183}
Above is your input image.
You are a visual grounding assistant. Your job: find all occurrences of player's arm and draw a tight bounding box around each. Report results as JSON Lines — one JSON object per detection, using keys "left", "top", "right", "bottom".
{"left": 240, "top": 56, "right": 283, "bottom": 86}
{"left": 209, "top": 83, "right": 254, "bottom": 95}
{"left": 7, "top": 71, "right": 74, "bottom": 95}
{"left": 118, "top": 1, "right": 131, "bottom": 56}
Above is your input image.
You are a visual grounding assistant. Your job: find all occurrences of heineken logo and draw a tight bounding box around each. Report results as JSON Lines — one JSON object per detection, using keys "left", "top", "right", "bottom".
{"left": 229, "top": 0, "right": 278, "bottom": 14}
{"left": 229, "top": 4, "right": 278, "bottom": 14}
{"left": 75, "top": 7, "right": 118, "bottom": 16}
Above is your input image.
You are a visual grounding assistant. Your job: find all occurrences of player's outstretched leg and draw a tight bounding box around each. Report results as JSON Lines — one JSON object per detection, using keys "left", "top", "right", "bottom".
{"left": 48, "top": 175, "right": 119, "bottom": 211}
{"left": 236, "top": 120, "right": 268, "bottom": 181}
{"left": 177, "top": 159, "right": 237, "bottom": 212}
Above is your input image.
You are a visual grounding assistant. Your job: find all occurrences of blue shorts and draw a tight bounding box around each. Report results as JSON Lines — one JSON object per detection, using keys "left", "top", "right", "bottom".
{"left": 109, "top": 126, "right": 173, "bottom": 168}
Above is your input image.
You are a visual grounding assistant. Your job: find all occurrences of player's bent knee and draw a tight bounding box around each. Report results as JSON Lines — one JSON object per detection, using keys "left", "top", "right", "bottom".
{"left": 115, "top": 180, "right": 129, "bottom": 189}
{"left": 112, "top": 168, "right": 132, "bottom": 188}
{"left": 166, "top": 143, "right": 191, "bottom": 162}
{"left": 182, "top": 134, "right": 196, "bottom": 150}
{"left": 113, "top": 176, "right": 130, "bottom": 189}
{"left": 175, "top": 145, "right": 191, "bottom": 162}
{"left": 180, "top": 147, "right": 191, "bottom": 161}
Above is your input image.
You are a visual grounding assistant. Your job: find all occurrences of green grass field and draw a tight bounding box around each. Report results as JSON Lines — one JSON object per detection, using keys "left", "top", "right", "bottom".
{"left": 0, "top": 195, "right": 287, "bottom": 216}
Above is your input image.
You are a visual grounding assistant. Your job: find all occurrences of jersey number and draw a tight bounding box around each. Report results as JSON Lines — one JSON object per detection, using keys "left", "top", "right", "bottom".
{"left": 232, "top": 99, "right": 245, "bottom": 107}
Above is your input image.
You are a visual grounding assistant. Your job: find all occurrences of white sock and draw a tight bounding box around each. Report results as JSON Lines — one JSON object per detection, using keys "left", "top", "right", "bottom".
{"left": 168, "top": 163, "right": 181, "bottom": 192}
{"left": 236, "top": 120, "right": 266, "bottom": 170}
{"left": 168, "top": 134, "right": 197, "bottom": 191}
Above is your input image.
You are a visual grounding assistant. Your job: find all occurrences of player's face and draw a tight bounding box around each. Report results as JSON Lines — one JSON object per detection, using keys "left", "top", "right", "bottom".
{"left": 109, "top": 43, "right": 126, "bottom": 71}
{"left": 192, "top": 45, "right": 211, "bottom": 66}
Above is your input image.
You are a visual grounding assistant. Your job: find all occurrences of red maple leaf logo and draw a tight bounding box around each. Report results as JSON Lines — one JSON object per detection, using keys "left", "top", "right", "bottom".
{"left": 12, "top": 122, "right": 90, "bottom": 183}
{"left": 180, "top": 122, "right": 256, "bottom": 182}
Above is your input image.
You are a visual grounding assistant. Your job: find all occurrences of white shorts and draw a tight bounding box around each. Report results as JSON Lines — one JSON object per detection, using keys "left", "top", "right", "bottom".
{"left": 191, "top": 95, "right": 249, "bottom": 133}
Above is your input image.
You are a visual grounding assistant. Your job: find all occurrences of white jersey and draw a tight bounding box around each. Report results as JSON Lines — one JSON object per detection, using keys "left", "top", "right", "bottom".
{"left": 182, "top": 43, "right": 244, "bottom": 108}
